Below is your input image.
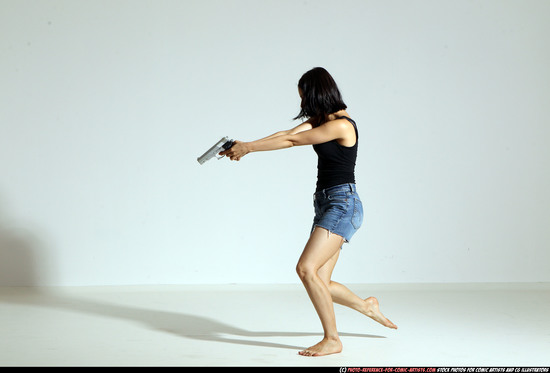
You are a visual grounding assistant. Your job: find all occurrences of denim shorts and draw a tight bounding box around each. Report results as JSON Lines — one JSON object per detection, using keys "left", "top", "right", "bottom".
{"left": 311, "top": 183, "right": 364, "bottom": 243}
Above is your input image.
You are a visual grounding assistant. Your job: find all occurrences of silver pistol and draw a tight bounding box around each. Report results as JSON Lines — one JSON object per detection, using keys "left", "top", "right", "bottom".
{"left": 197, "top": 136, "right": 235, "bottom": 165}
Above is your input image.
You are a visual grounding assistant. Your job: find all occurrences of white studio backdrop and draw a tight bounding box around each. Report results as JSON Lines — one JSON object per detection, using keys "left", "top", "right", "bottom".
{"left": 1, "top": 0, "right": 549, "bottom": 286}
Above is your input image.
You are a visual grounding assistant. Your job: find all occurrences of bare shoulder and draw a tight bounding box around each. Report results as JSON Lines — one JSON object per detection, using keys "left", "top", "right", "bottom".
{"left": 324, "top": 111, "right": 354, "bottom": 130}
{"left": 324, "top": 111, "right": 357, "bottom": 146}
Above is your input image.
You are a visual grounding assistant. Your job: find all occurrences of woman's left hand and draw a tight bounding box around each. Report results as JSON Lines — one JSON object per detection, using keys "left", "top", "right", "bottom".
{"left": 219, "top": 140, "right": 249, "bottom": 161}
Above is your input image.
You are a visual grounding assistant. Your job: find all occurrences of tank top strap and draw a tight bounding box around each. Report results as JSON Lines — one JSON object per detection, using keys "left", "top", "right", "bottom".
{"left": 338, "top": 116, "right": 356, "bottom": 125}
{"left": 338, "top": 116, "right": 358, "bottom": 138}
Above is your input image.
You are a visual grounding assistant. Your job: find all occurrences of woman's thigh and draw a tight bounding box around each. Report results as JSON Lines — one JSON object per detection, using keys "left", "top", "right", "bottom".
{"left": 297, "top": 226, "right": 343, "bottom": 275}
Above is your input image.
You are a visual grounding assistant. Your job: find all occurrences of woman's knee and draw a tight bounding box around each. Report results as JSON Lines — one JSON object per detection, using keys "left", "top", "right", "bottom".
{"left": 296, "top": 260, "right": 317, "bottom": 282}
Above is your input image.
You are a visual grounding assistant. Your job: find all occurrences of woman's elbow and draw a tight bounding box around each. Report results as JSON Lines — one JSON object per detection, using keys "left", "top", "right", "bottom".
{"left": 288, "top": 135, "right": 311, "bottom": 147}
{"left": 287, "top": 136, "right": 302, "bottom": 147}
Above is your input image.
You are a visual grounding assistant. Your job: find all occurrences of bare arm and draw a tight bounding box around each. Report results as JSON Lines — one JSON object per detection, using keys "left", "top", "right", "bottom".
{"left": 220, "top": 119, "right": 350, "bottom": 161}
{"left": 257, "top": 119, "right": 314, "bottom": 141}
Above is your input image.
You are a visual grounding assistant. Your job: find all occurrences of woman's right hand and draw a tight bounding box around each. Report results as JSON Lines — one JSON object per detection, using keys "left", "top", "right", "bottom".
{"left": 219, "top": 140, "right": 250, "bottom": 161}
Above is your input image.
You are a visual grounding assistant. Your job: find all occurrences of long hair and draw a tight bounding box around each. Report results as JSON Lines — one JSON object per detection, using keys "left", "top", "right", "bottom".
{"left": 294, "top": 67, "right": 347, "bottom": 125}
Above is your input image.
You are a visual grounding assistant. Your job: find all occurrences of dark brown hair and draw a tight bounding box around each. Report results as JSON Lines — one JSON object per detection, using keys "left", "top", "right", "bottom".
{"left": 294, "top": 67, "right": 347, "bottom": 125}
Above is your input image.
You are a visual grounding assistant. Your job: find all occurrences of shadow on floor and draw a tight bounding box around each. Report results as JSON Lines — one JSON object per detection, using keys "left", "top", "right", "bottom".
{"left": 0, "top": 288, "right": 385, "bottom": 351}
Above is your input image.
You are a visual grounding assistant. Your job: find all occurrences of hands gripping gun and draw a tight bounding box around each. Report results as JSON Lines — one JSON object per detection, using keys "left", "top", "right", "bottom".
{"left": 197, "top": 136, "right": 235, "bottom": 164}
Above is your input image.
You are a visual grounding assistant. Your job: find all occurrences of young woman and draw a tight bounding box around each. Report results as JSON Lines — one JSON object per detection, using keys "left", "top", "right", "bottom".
{"left": 220, "top": 67, "right": 397, "bottom": 357}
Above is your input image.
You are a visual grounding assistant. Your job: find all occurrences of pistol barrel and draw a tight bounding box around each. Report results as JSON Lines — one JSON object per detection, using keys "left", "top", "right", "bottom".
{"left": 197, "top": 137, "right": 233, "bottom": 164}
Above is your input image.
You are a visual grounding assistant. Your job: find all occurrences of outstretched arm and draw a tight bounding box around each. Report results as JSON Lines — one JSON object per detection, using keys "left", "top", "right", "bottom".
{"left": 256, "top": 119, "right": 314, "bottom": 140}
{"left": 220, "top": 119, "right": 350, "bottom": 161}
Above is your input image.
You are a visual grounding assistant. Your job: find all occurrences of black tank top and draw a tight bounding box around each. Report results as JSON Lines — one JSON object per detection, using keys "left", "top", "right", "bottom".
{"left": 312, "top": 116, "right": 358, "bottom": 192}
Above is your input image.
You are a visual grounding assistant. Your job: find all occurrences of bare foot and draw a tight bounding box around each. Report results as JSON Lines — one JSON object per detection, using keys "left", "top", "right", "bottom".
{"left": 363, "top": 297, "right": 398, "bottom": 329}
{"left": 298, "top": 337, "right": 343, "bottom": 357}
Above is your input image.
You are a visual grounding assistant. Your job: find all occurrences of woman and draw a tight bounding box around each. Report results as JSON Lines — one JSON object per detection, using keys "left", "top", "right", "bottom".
{"left": 220, "top": 67, "right": 397, "bottom": 357}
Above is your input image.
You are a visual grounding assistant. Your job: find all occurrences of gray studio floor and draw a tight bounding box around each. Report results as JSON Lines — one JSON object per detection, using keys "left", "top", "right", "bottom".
{"left": 0, "top": 283, "right": 549, "bottom": 367}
